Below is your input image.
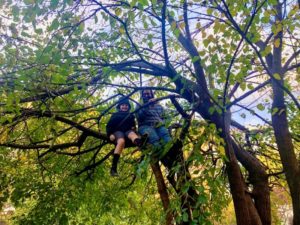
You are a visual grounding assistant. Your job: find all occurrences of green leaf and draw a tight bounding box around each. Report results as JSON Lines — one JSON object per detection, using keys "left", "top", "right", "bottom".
{"left": 173, "top": 29, "right": 180, "bottom": 38}
{"left": 44, "top": 45, "right": 53, "bottom": 53}
{"left": 257, "top": 103, "right": 265, "bottom": 111}
{"left": 52, "top": 52, "right": 62, "bottom": 64}
{"left": 12, "top": 6, "right": 20, "bottom": 19}
{"left": 271, "top": 23, "right": 283, "bottom": 35}
{"left": 240, "top": 82, "right": 246, "bottom": 91}
{"left": 182, "top": 212, "right": 189, "bottom": 222}
{"left": 261, "top": 45, "right": 272, "bottom": 57}
{"left": 78, "top": 23, "right": 84, "bottom": 33}
{"left": 261, "top": 17, "right": 269, "bottom": 23}
{"left": 35, "top": 28, "right": 43, "bottom": 34}
{"left": 192, "top": 56, "right": 200, "bottom": 63}
{"left": 130, "top": 0, "right": 137, "bottom": 7}
{"left": 24, "top": 0, "right": 35, "bottom": 4}
{"left": 52, "top": 73, "right": 66, "bottom": 83}
{"left": 49, "top": 18, "right": 60, "bottom": 31}
{"left": 272, "top": 107, "right": 279, "bottom": 115}
{"left": 138, "top": 0, "right": 148, "bottom": 6}
{"left": 50, "top": 0, "right": 59, "bottom": 9}
{"left": 21, "top": 31, "right": 31, "bottom": 38}
{"left": 273, "top": 73, "right": 281, "bottom": 80}
{"left": 207, "top": 8, "right": 213, "bottom": 15}
{"left": 208, "top": 106, "right": 215, "bottom": 115}
{"left": 39, "top": 55, "right": 50, "bottom": 64}
{"left": 115, "top": 8, "right": 122, "bottom": 16}
{"left": 59, "top": 214, "right": 68, "bottom": 225}
{"left": 268, "top": 0, "right": 277, "bottom": 5}
{"left": 148, "top": 41, "right": 153, "bottom": 48}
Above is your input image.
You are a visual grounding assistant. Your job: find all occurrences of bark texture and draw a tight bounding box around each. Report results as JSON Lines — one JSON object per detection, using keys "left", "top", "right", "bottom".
{"left": 151, "top": 162, "right": 174, "bottom": 225}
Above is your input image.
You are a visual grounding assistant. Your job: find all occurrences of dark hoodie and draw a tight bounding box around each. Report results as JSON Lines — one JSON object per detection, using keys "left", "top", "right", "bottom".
{"left": 106, "top": 98, "right": 136, "bottom": 136}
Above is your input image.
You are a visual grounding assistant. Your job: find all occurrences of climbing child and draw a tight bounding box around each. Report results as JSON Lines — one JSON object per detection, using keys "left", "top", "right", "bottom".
{"left": 106, "top": 97, "right": 142, "bottom": 176}
{"left": 136, "top": 89, "right": 172, "bottom": 156}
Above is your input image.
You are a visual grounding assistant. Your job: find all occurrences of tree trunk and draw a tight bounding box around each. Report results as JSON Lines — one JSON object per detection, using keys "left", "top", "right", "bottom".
{"left": 151, "top": 162, "right": 174, "bottom": 225}
{"left": 172, "top": 74, "right": 266, "bottom": 224}
{"left": 271, "top": 107, "right": 300, "bottom": 225}
{"left": 232, "top": 140, "right": 271, "bottom": 225}
{"left": 245, "top": 192, "right": 263, "bottom": 225}
{"left": 161, "top": 139, "right": 198, "bottom": 224}
{"left": 216, "top": 112, "right": 252, "bottom": 225}
{"left": 271, "top": 4, "right": 300, "bottom": 224}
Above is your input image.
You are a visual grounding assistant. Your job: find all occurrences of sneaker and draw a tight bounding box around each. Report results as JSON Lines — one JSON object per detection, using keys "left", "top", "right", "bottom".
{"left": 110, "top": 169, "right": 119, "bottom": 177}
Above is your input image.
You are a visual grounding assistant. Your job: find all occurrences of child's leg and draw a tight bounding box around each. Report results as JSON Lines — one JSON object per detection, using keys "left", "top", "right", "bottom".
{"left": 112, "top": 131, "right": 126, "bottom": 154}
{"left": 126, "top": 130, "right": 147, "bottom": 147}
{"left": 138, "top": 125, "right": 160, "bottom": 147}
{"left": 155, "top": 126, "right": 172, "bottom": 158}
{"left": 127, "top": 131, "right": 139, "bottom": 142}
{"left": 156, "top": 126, "right": 172, "bottom": 143}
{"left": 111, "top": 131, "right": 125, "bottom": 176}
{"left": 114, "top": 137, "right": 125, "bottom": 154}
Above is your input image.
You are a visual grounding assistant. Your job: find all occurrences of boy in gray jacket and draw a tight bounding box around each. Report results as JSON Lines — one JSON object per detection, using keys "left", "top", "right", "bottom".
{"left": 136, "top": 89, "right": 171, "bottom": 152}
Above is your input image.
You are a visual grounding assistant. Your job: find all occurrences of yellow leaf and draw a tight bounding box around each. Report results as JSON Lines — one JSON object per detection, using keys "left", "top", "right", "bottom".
{"left": 0, "top": 129, "right": 8, "bottom": 144}
{"left": 171, "top": 21, "right": 177, "bottom": 30}
{"left": 115, "top": 8, "right": 122, "bottom": 16}
{"left": 218, "top": 146, "right": 226, "bottom": 156}
{"left": 179, "top": 22, "right": 185, "bottom": 30}
{"left": 119, "top": 27, "right": 125, "bottom": 34}
{"left": 207, "top": 34, "right": 214, "bottom": 41}
{"left": 274, "top": 39, "right": 280, "bottom": 48}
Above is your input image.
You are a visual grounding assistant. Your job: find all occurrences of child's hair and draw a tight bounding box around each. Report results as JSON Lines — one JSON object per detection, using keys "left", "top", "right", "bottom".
{"left": 117, "top": 97, "right": 131, "bottom": 111}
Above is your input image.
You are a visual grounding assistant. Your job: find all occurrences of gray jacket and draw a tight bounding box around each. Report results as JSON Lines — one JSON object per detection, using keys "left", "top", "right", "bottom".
{"left": 136, "top": 103, "right": 165, "bottom": 127}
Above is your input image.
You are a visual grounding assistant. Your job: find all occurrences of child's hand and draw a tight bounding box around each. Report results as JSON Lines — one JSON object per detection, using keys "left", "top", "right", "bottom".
{"left": 109, "top": 134, "right": 115, "bottom": 141}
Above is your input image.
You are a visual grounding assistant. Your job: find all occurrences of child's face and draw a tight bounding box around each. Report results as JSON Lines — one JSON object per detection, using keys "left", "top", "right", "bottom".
{"left": 120, "top": 104, "right": 129, "bottom": 112}
{"left": 142, "top": 90, "right": 152, "bottom": 98}
{"left": 142, "top": 90, "right": 153, "bottom": 102}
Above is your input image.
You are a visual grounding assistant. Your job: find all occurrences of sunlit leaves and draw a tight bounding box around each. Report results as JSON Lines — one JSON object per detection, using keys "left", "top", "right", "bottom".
{"left": 23, "top": 0, "right": 34, "bottom": 5}
{"left": 50, "top": 0, "right": 59, "bottom": 9}
{"left": 261, "top": 45, "right": 272, "bottom": 57}
{"left": 271, "top": 22, "right": 283, "bottom": 35}
{"left": 257, "top": 103, "right": 265, "bottom": 111}
{"left": 49, "top": 18, "right": 60, "bottom": 31}
{"left": 273, "top": 73, "right": 281, "bottom": 80}
{"left": 11, "top": 5, "right": 20, "bottom": 21}
{"left": 0, "top": 0, "right": 299, "bottom": 224}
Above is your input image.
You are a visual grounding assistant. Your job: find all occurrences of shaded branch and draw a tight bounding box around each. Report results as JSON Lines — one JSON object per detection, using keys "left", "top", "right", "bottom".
{"left": 75, "top": 149, "right": 114, "bottom": 176}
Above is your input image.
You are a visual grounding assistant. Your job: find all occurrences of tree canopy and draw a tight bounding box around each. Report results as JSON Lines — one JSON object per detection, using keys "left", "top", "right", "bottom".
{"left": 0, "top": 0, "right": 299, "bottom": 224}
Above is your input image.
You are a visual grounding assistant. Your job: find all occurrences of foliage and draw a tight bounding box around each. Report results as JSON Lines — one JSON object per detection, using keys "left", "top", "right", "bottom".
{"left": 0, "top": 0, "right": 299, "bottom": 224}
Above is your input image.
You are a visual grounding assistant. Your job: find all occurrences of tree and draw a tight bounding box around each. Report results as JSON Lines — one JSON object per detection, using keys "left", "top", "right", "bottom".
{"left": 0, "top": 0, "right": 299, "bottom": 224}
